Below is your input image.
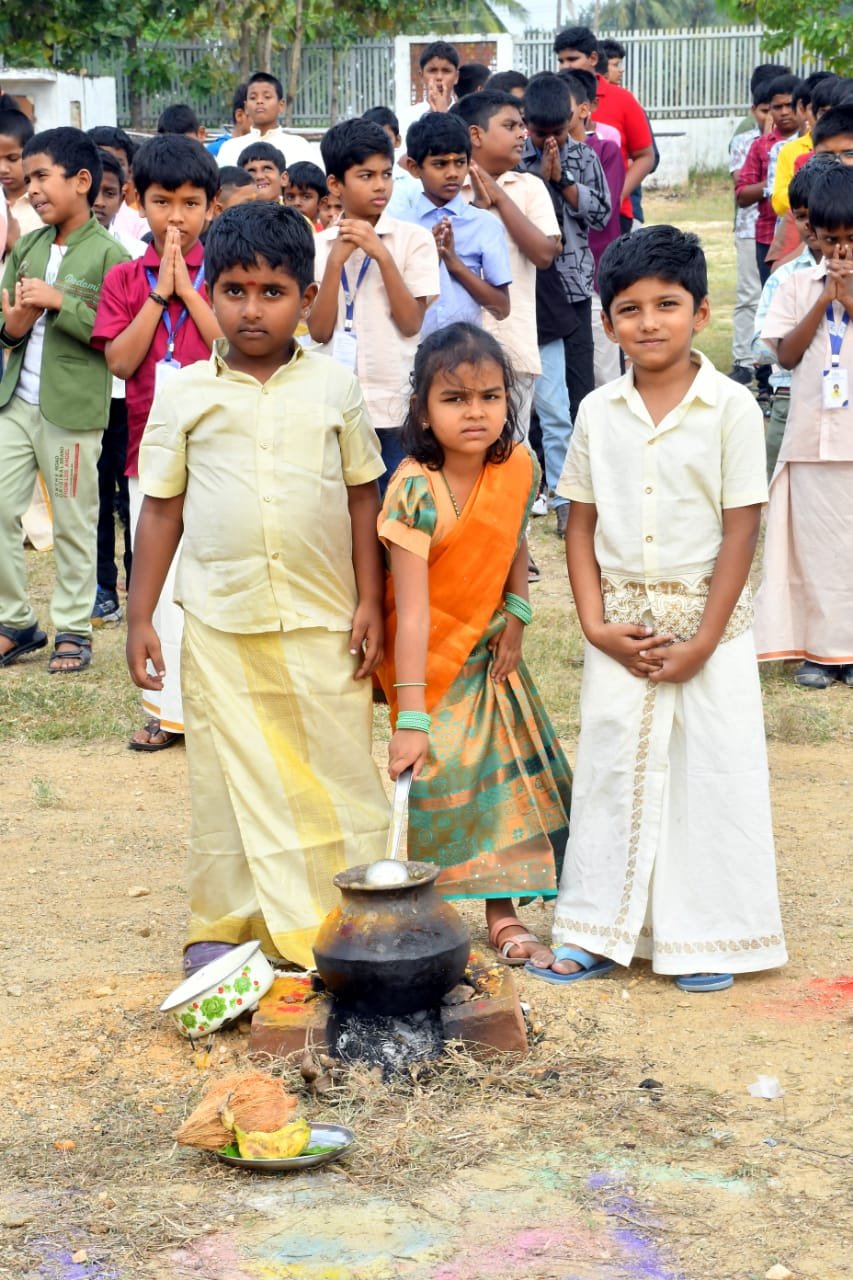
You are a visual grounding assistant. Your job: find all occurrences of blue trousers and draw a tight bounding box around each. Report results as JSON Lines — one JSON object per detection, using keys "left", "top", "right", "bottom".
{"left": 533, "top": 339, "right": 573, "bottom": 509}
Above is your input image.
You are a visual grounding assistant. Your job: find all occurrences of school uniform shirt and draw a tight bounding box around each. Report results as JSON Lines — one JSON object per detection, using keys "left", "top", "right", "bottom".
{"left": 729, "top": 127, "right": 760, "bottom": 241}
{"left": 9, "top": 193, "right": 43, "bottom": 238}
{"left": 735, "top": 129, "right": 786, "bottom": 246}
{"left": 91, "top": 240, "right": 212, "bottom": 476}
{"left": 760, "top": 259, "right": 853, "bottom": 463}
{"left": 461, "top": 170, "right": 561, "bottom": 377}
{"left": 138, "top": 341, "right": 384, "bottom": 634}
{"left": 216, "top": 127, "right": 323, "bottom": 170}
{"left": 312, "top": 212, "right": 439, "bottom": 429}
{"left": 590, "top": 74, "right": 652, "bottom": 220}
{"left": 398, "top": 191, "right": 512, "bottom": 336}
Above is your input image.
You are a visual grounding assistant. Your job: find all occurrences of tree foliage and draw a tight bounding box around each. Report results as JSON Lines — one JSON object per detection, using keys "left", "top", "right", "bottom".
{"left": 716, "top": 0, "right": 853, "bottom": 74}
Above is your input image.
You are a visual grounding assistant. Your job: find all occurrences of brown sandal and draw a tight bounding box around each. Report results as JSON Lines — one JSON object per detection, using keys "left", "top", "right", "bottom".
{"left": 488, "top": 915, "right": 546, "bottom": 967}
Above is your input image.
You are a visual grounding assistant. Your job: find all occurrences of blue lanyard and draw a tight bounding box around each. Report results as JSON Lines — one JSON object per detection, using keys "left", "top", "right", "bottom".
{"left": 826, "top": 304, "right": 849, "bottom": 368}
{"left": 146, "top": 263, "right": 206, "bottom": 359}
{"left": 340, "top": 256, "right": 371, "bottom": 332}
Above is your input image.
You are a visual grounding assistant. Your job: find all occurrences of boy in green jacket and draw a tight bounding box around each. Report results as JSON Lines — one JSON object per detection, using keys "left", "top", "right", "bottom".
{"left": 0, "top": 127, "right": 128, "bottom": 673}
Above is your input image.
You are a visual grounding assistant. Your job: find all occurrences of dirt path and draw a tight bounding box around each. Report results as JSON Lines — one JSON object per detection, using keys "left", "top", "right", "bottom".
{"left": 0, "top": 738, "right": 850, "bottom": 1280}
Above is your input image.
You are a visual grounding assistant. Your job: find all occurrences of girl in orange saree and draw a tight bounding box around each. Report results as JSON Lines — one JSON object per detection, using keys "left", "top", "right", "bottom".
{"left": 376, "top": 324, "right": 572, "bottom": 968}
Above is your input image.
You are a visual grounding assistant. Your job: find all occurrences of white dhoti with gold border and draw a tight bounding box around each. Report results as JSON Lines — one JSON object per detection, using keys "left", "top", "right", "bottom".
{"left": 181, "top": 614, "right": 390, "bottom": 971}
{"left": 553, "top": 628, "right": 787, "bottom": 975}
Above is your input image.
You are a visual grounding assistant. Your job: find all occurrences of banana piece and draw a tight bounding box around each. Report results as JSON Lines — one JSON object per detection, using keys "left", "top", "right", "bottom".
{"left": 221, "top": 1104, "right": 311, "bottom": 1160}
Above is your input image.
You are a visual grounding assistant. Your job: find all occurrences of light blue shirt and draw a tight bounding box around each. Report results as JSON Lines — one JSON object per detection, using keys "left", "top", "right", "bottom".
{"left": 399, "top": 191, "right": 512, "bottom": 337}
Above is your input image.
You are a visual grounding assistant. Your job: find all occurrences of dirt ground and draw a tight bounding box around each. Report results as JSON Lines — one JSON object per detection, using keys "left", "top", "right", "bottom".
{"left": 1, "top": 733, "right": 850, "bottom": 1280}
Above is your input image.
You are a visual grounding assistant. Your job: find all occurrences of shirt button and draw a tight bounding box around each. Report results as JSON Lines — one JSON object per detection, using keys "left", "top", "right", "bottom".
{"left": 645, "top": 486, "right": 653, "bottom": 494}
{"left": 260, "top": 440, "right": 269, "bottom": 450}
{"left": 645, "top": 535, "right": 654, "bottom": 543}
{"left": 263, "top": 495, "right": 272, "bottom": 503}
{"left": 271, "top": 552, "right": 279, "bottom": 560}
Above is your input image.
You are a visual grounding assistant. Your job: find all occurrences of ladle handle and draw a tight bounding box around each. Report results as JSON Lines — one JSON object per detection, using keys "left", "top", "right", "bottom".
{"left": 385, "top": 767, "right": 413, "bottom": 861}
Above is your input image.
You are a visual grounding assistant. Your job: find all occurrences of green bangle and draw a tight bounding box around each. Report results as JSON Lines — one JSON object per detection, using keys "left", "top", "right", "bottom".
{"left": 504, "top": 592, "right": 532, "bottom": 625}
{"left": 396, "top": 710, "right": 431, "bottom": 733}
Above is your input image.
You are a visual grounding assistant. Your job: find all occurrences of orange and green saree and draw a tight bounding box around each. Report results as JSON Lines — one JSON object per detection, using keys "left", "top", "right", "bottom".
{"left": 377, "top": 446, "right": 571, "bottom": 899}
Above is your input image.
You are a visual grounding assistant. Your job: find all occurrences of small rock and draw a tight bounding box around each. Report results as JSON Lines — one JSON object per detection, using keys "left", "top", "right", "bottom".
{"left": 127, "top": 886, "right": 150, "bottom": 898}
{"left": 137, "top": 925, "right": 151, "bottom": 937}
{"left": 54, "top": 1139, "right": 76, "bottom": 1151}
{"left": 93, "top": 986, "right": 114, "bottom": 998}
{"left": 6, "top": 985, "right": 22, "bottom": 997}
{"left": 0, "top": 1211, "right": 33, "bottom": 1228}
{"left": 442, "top": 983, "right": 475, "bottom": 1006}
{"left": 765, "top": 1267, "right": 794, "bottom": 1280}
{"left": 70, "top": 1251, "right": 88, "bottom": 1265}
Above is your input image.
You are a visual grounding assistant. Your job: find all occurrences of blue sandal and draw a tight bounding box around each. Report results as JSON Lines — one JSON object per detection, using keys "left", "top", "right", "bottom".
{"left": 674, "top": 973, "right": 733, "bottom": 992}
{"left": 525, "top": 946, "right": 615, "bottom": 985}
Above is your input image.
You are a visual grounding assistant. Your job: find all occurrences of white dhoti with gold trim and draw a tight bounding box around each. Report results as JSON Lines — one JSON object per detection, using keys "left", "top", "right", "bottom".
{"left": 181, "top": 614, "right": 390, "bottom": 970}
{"left": 553, "top": 629, "right": 787, "bottom": 974}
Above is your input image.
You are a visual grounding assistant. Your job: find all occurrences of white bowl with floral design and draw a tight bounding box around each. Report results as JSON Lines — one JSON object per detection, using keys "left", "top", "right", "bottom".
{"left": 160, "top": 941, "right": 275, "bottom": 1039}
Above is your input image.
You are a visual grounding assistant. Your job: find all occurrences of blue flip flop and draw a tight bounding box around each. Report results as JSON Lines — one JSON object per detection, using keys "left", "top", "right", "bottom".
{"left": 674, "top": 973, "right": 734, "bottom": 992}
{"left": 525, "top": 946, "right": 616, "bottom": 985}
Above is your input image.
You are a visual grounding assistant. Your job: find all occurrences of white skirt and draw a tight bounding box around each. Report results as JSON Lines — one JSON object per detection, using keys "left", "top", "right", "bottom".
{"left": 552, "top": 630, "right": 787, "bottom": 975}
{"left": 128, "top": 477, "right": 184, "bottom": 733}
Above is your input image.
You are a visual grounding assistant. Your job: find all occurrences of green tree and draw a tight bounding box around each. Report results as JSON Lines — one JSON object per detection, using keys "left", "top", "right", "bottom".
{"left": 717, "top": 0, "right": 853, "bottom": 74}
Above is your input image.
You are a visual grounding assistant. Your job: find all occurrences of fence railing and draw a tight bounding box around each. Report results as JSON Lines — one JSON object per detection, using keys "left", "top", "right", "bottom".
{"left": 94, "top": 25, "right": 814, "bottom": 131}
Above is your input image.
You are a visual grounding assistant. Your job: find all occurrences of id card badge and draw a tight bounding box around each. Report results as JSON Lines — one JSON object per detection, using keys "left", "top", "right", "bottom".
{"left": 822, "top": 367, "right": 849, "bottom": 410}
{"left": 332, "top": 329, "right": 358, "bottom": 371}
{"left": 154, "top": 356, "right": 182, "bottom": 396}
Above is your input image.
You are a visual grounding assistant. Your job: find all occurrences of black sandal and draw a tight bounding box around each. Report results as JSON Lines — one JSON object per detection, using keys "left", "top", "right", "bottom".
{"left": 0, "top": 622, "right": 47, "bottom": 668}
{"left": 47, "top": 633, "right": 92, "bottom": 674}
{"left": 127, "top": 718, "right": 181, "bottom": 753}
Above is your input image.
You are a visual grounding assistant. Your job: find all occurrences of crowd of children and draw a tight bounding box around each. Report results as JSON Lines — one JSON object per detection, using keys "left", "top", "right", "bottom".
{"left": 2, "top": 31, "right": 851, "bottom": 991}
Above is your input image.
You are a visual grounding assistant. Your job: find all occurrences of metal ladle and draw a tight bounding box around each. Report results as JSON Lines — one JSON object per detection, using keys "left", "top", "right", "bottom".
{"left": 362, "top": 768, "right": 414, "bottom": 885}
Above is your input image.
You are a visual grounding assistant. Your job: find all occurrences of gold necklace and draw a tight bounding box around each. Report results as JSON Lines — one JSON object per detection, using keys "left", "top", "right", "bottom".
{"left": 440, "top": 470, "right": 461, "bottom": 519}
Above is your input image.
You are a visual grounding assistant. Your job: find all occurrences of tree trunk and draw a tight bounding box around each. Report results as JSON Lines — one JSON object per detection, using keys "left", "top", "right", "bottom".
{"left": 239, "top": 23, "right": 252, "bottom": 82}
{"left": 257, "top": 23, "right": 273, "bottom": 73}
{"left": 284, "top": 0, "right": 304, "bottom": 127}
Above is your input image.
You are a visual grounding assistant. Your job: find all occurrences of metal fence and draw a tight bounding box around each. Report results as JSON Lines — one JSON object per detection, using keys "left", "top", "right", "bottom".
{"left": 98, "top": 25, "right": 812, "bottom": 130}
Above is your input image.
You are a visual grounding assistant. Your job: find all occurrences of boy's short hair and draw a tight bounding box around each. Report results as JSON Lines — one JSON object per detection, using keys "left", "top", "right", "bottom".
{"left": 487, "top": 70, "right": 528, "bottom": 95}
{"left": 553, "top": 26, "right": 598, "bottom": 57}
{"left": 750, "top": 63, "right": 789, "bottom": 93}
{"left": 406, "top": 112, "right": 471, "bottom": 165}
{"left": 285, "top": 160, "right": 327, "bottom": 197}
{"left": 598, "top": 224, "right": 708, "bottom": 316}
{"left": 238, "top": 140, "right": 287, "bottom": 172}
{"left": 248, "top": 70, "right": 284, "bottom": 100}
{"left": 811, "top": 77, "right": 842, "bottom": 118}
{"left": 321, "top": 119, "right": 392, "bottom": 181}
{"left": 87, "top": 125, "right": 136, "bottom": 164}
{"left": 450, "top": 89, "right": 520, "bottom": 132}
{"left": 751, "top": 81, "right": 773, "bottom": 108}
{"left": 788, "top": 152, "right": 840, "bottom": 211}
{"left": 157, "top": 103, "right": 201, "bottom": 135}
{"left": 560, "top": 68, "right": 596, "bottom": 104}
{"left": 232, "top": 82, "right": 248, "bottom": 121}
{"left": 812, "top": 104, "right": 853, "bottom": 148}
{"left": 363, "top": 106, "right": 400, "bottom": 135}
{"left": 132, "top": 133, "right": 219, "bottom": 202}
{"left": 0, "top": 108, "right": 34, "bottom": 146}
{"left": 205, "top": 200, "right": 315, "bottom": 292}
{"left": 98, "top": 150, "right": 126, "bottom": 188}
{"left": 456, "top": 63, "right": 491, "bottom": 98}
{"left": 765, "top": 74, "right": 799, "bottom": 103}
{"left": 23, "top": 128, "right": 102, "bottom": 207}
{"left": 599, "top": 37, "right": 626, "bottom": 60}
{"left": 217, "top": 165, "right": 255, "bottom": 192}
{"left": 524, "top": 72, "right": 573, "bottom": 129}
{"left": 418, "top": 41, "right": 459, "bottom": 71}
{"left": 807, "top": 161, "right": 853, "bottom": 230}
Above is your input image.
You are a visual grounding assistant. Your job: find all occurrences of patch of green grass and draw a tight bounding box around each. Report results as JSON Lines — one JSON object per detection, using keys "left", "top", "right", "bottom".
{"left": 31, "top": 776, "right": 60, "bottom": 808}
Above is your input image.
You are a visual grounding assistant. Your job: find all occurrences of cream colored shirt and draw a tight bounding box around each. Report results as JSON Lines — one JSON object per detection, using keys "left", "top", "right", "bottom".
{"left": 462, "top": 170, "right": 560, "bottom": 377}
{"left": 139, "top": 341, "right": 384, "bottom": 635}
{"left": 557, "top": 353, "right": 768, "bottom": 640}
{"left": 761, "top": 259, "right": 853, "bottom": 463}
{"left": 10, "top": 193, "right": 43, "bottom": 238}
{"left": 312, "top": 211, "right": 439, "bottom": 429}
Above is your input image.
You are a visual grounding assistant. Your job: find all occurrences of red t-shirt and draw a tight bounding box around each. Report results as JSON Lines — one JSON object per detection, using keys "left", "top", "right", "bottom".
{"left": 92, "top": 240, "right": 212, "bottom": 476}
{"left": 590, "top": 74, "right": 653, "bottom": 219}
